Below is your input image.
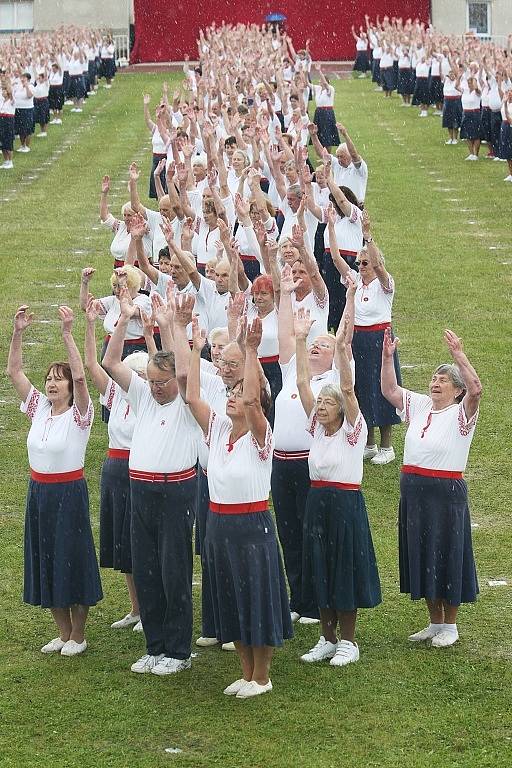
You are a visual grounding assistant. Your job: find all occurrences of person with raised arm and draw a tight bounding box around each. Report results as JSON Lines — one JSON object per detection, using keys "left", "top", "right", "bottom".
{"left": 186, "top": 315, "right": 292, "bottom": 698}
{"left": 382, "top": 328, "right": 481, "bottom": 647}
{"left": 295, "top": 310, "right": 381, "bottom": 667}
{"left": 310, "top": 62, "right": 340, "bottom": 152}
{"left": 286, "top": 223, "right": 329, "bottom": 345}
{"left": 143, "top": 94, "right": 169, "bottom": 198}
{"left": 7, "top": 305, "right": 102, "bottom": 656}
{"left": 99, "top": 175, "right": 152, "bottom": 269}
{"left": 102, "top": 287, "right": 200, "bottom": 676}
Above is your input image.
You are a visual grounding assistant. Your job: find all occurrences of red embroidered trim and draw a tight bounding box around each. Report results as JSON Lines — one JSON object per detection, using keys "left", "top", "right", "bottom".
{"left": 405, "top": 391, "right": 411, "bottom": 423}
{"left": 347, "top": 414, "right": 363, "bottom": 446}
{"left": 26, "top": 388, "right": 40, "bottom": 421}
{"left": 314, "top": 289, "right": 329, "bottom": 311}
{"left": 251, "top": 424, "right": 272, "bottom": 461}
{"left": 112, "top": 219, "right": 120, "bottom": 233}
{"left": 349, "top": 204, "right": 359, "bottom": 224}
{"left": 106, "top": 380, "right": 116, "bottom": 412}
{"left": 458, "top": 404, "right": 478, "bottom": 436}
{"left": 194, "top": 217, "right": 201, "bottom": 235}
{"left": 73, "top": 401, "right": 93, "bottom": 430}
{"left": 205, "top": 410, "right": 216, "bottom": 448}
{"left": 382, "top": 276, "right": 394, "bottom": 295}
{"left": 307, "top": 413, "right": 318, "bottom": 436}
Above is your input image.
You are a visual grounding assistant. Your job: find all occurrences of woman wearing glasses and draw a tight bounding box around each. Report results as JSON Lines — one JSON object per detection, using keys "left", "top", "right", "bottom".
{"left": 326, "top": 207, "right": 401, "bottom": 465}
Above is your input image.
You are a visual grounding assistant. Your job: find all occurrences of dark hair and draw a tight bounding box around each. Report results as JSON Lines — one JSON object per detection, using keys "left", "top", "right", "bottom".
{"left": 23, "top": 72, "right": 31, "bottom": 80}
{"left": 158, "top": 246, "right": 171, "bottom": 262}
{"left": 230, "top": 379, "right": 273, "bottom": 418}
{"left": 329, "top": 185, "right": 360, "bottom": 218}
{"left": 45, "top": 362, "right": 73, "bottom": 406}
{"left": 150, "top": 351, "right": 176, "bottom": 376}
{"left": 224, "top": 135, "right": 237, "bottom": 147}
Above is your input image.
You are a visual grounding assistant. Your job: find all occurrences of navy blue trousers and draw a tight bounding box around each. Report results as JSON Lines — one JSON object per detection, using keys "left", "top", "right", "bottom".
{"left": 195, "top": 469, "right": 216, "bottom": 637}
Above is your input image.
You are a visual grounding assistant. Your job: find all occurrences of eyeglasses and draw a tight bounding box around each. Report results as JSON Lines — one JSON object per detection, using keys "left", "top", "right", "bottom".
{"left": 148, "top": 377, "right": 174, "bottom": 388}
{"left": 357, "top": 260, "right": 369, "bottom": 267}
{"left": 218, "top": 359, "right": 240, "bottom": 370}
{"left": 309, "top": 342, "right": 333, "bottom": 351}
{"left": 225, "top": 387, "right": 244, "bottom": 398}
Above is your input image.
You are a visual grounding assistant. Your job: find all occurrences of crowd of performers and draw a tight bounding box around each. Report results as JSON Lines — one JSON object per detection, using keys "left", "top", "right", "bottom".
{"left": 352, "top": 16, "right": 512, "bottom": 178}
{"left": 0, "top": 27, "right": 117, "bottom": 169}
{"left": 8, "top": 22, "right": 483, "bottom": 700}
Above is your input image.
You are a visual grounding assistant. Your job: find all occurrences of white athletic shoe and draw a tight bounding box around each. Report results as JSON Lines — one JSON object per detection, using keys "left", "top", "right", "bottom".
{"left": 17, "top": 146, "right": 30, "bottom": 153}
{"left": 195, "top": 636, "right": 219, "bottom": 647}
{"left": 431, "top": 629, "right": 459, "bottom": 648}
{"left": 235, "top": 680, "right": 272, "bottom": 698}
{"left": 408, "top": 625, "right": 443, "bottom": 642}
{"left": 65, "top": 99, "right": 74, "bottom": 105}
{"left": 445, "top": 139, "right": 453, "bottom": 144}
{"left": 223, "top": 678, "right": 248, "bottom": 696}
{"left": 371, "top": 447, "right": 395, "bottom": 465}
{"left": 37, "top": 132, "right": 47, "bottom": 138}
{"left": 133, "top": 620, "right": 143, "bottom": 632}
{"left": 363, "top": 444, "right": 379, "bottom": 460}
{"left": 222, "top": 642, "right": 236, "bottom": 651}
{"left": 298, "top": 616, "right": 320, "bottom": 625}
{"left": 1, "top": 161, "right": 13, "bottom": 169}
{"left": 151, "top": 656, "right": 191, "bottom": 675}
{"left": 290, "top": 611, "right": 301, "bottom": 623}
{"left": 300, "top": 636, "right": 338, "bottom": 663}
{"left": 419, "top": 110, "right": 428, "bottom": 117}
{"left": 41, "top": 637, "right": 66, "bottom": 654}
{"left": 110, "top": 612, "right": 140, "bottom": 629}
{"left": 61, "top": 639, "right": 87, "bottom": 656}
{"left": 329, "top": 640, "right": 359, "bottom": 667}
{"left": 452, "top": 139, "right": 458, "bottom": 145}
{"left": 504, "top": 175, "right": 512, "bottom": 182}
{"left": 131, "top": 653, "right": 164, "bottom": 673}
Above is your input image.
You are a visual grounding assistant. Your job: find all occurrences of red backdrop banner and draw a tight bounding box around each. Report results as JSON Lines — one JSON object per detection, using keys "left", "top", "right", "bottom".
{"left": 132, "top": 2, "right": 430, "bottom": 63}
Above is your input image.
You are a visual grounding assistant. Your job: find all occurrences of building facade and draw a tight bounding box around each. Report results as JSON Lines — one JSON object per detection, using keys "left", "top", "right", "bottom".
{"left": 431, "top": 0, "right": 511, "bottom": 43}
{"left": 0, "top": 0, "right": 131, "bottom": 34}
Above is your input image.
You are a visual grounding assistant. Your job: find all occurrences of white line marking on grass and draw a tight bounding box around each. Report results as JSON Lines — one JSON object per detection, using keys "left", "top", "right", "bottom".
{"left": 488, "top": 580, "right": 508, "bottom": 587}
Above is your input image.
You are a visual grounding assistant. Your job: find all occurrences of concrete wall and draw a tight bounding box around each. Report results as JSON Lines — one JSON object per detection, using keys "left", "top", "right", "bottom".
{"left": 32, "top": 0, "right": 131, "bottom": 32}
{"left": 431, "top": 0, "right": 512, "bottom": 37}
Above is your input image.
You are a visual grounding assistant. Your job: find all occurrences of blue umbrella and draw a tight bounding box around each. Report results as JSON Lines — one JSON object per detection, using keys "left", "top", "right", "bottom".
{"left": 265, "top": 13, "right": 287, "bottom": 23}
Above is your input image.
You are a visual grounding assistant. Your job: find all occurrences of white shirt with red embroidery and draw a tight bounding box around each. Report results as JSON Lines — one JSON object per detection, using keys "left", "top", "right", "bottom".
{"left": 99, "top": 377, "right": 135, "bottom": 450}
{"left": 331, "top": 161, "right": 369, "bottom": 203}
{"left": 21, "top": 387, "right": 93, "bottom": 473}
{"left": 322, "top": 203, "right": 363, "bottom": 253}
{"left": 307, "top": 410, "right": 367, "bottom": 485}
{"left": 198, "top": 370, "right": 229, "bottom": 470}
{"left": 101, "top": 213, "right": 152, "bottom": 264}
{"left": 291, "top": 289, "right": 329, "bottom": 345}
{"left": 97, "top": 294, "right": 151, "bottom": 339}
{"left": 126, "top": 372, "right": 200, "bottom": 473}
{"left": 343, "top": 269, "right": 395, "bottom": 325}
{"left": 246, "top": 303, "right": 279, "bottom": 358}
{"left": 398, "top": 389, "right": 479, "bottom": 472}
{"left": 204, "top": 411, "right": 273, "bottom": 504}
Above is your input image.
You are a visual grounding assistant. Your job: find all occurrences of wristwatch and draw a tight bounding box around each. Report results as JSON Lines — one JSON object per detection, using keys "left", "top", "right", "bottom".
{"left": 363, "top": 235, "right": 373, "bottom": 244}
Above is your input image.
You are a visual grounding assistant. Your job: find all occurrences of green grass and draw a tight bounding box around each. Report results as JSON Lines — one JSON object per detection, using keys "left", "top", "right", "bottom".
{"left": 1, "top": 73, "right": 512, "bottom": 768}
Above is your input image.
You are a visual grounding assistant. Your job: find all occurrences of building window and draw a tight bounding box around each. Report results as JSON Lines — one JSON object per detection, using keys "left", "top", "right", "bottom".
{"left": 467, "top": 2, "right": 491, "bottom": 36}
{"left": 0, "top": 1, "right": 33, "bottom": 32}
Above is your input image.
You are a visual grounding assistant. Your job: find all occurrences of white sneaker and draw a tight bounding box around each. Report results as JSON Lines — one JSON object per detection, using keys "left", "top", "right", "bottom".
{"left": 504, "top": 175, "right": 512, "bottom": 182}
{"left": 452, "top": 139, "right": 458, "bottom": 145}
{"left": 131, "top": 653, "right": 164, "bottom": 673}
{"left": 419, "top": 111, "right": 428, "bottom": 118}
{"left": 330, "top": 640, "right": 359, "bottom": 667}
{"left": 61, "top": 639, "right": 87, "bottom": 656}
{"left": 133, "top": 620, "right": 143, "bottom": 632}
{"left": 1, "top": 161, "right": 13, "bottom": 169}
{"left": 298, "top": 616, "right": 320, "bottom": 625}
{"left": 111, "top": 612, "right": 140, "bottom": 629}
{"left": 75, "top": 108, "right": 83, "bottom": 113}
{"left": 433, "top": 110, "right": 442, "bottom": 116}
{"left": 222, "top": 642, "right": 236, "bottom": 651}
{"left": 493, "top": 156, "right": 501, "bottom": 161}
{"left": 363, "top": 444, "right": 379, "bottom": 460}
{"left": 17, "top": 146, "right": 30, "bottom": 153}
{"left": 65, "top": 99, "right": 74, "bottom": 106}
{"left": 300, "top": 636, "right": 338, "bottom": 663}
{"left": 70, "top": 108, "right": 78, "bottom": 113}
{"left": 196, "top": 636, "right": 219, "bottom": 647}
{"left": 151, "top": 656, "right": 192, "bottom": 675}
{"left": 371, "top": 447, "right": 395, "bottom": 465}
{"left": 290, "top": 611, "right": 301, "bottom": 623}
{"left": 223, "top": 678, "right": 249, "bottom": 696}
{"left": 236, "top": 680, "right": 272, "bottom": 699}
{"left": 408, "top": 624, "right": 444, "bottom": 642}
{"left": 37, "top": 132, "right": 47, "bottom": 138}
{"left": 54, "top": 119, "right": 62, "bottom": 125}
{"left": 50, "top": 118, "right": 59, "bottom": 124}
{"left": 89, "top": 90, "right": 97, "bottom": 96}
{"left": 445, "top": 139, "right": 453, "bottom": 145}
{"left": 431, "top": 629, "right": 459, "bottom": 648}
{"left": 465, "top": 155, "right": 477, "bottom": 161}
{"left": 41, "top": 637, "right": 66, "bottom": 654}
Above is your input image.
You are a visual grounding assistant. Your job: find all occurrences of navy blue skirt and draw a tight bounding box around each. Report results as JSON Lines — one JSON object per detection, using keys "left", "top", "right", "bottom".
{"left": 353, "top": 51, "right": 369, "bottom": 72}
{"left": 49, "top": 85, "right": 64, "bottom": 111}
{"left": 412, "top": 78, "right": 430, "bottom": 105}
{"left": 102, "top": 58, "right": 116, "bottom": 80}
{"left": 68, "top": 75, "right": 86, "bottom": 100}
{"left": 398, "top": 473, "right": 479, "bottom": 605}
{"left": 34, "top": 98, "right": 50, "bottom": 126}
{"left": 352, "top": 327, "right": 402, "bottom": 428}
{"left": 499, "top": 122, "right": 512, "bottom": 160}
{"left": 261, "top": 359, "right": 282, "bottom": 429}
{"left": 15, "top": 108, "right": 34, "bottom": 137}
{"left": 303, "top": 487, "right": 381, "bottom": 611}
{"left": 442, "top": 98, "right": 463, "bottom": 129}
{"left": 429, "top": 76, "right": 443, "bottom": 104}
{"left": 100, "top": 456, "right": 132, "bottom": 572}
{"left": 205, "top": 509, "right": 293, "bottom": 646}
{"left": 313, "top": 107, "right": 340, "bottom": 147}
{"left": 480, "top": 107, "right": 492, "bottom": 141}
{"left": 195, "top": 467, "right": 209, "bottom": 555}
{"left": 372, "top": 59, "right": 381, "bottom": 83}
{"left": 397, "top": 69, "right": 414, "bottom": 95}
{"left": 460, "top": 111, "right": 482, "bottom": 140}
{"left": 24, "top": 477, "right": 103, "bottom": 608}
{"left": 0, "top": 115, "right": 15, "bottom": 151}
{"left": 380, "top": 67, "right": 395, "bottom": 92}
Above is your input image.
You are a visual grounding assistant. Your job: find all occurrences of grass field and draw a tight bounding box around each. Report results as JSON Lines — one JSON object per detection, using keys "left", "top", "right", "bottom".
{"left": 0, "top": 72, "right": 511, "bottom": 768}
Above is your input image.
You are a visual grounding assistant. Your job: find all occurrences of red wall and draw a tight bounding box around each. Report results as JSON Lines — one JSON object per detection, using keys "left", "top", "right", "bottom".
{"left": 132, "top": 2, "right": 430, "bottom": 63}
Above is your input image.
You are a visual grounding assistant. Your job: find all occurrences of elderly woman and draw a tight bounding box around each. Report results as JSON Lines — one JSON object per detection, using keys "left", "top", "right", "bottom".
{"left": 7, "top": 305, "right": 102, "bottom": 656}
{"left": 326, "top": 208, "right": 401, "bottom": 465}
{"left": 246, "top": 274, "right": 281, "bottom": 420}
{"left": 99, "top": 175, "right": 153, "bottom": 268}
{"left": 186, "top": 316, "right": 292, "bottom": 698}
{"left": 381, "top": 328, "right": 482, "bottom": 648}
{"left": 295, "top": 311, "right": 381, "bottom": 666}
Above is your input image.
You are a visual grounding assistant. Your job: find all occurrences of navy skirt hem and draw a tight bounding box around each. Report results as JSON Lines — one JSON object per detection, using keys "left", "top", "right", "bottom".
{"left": 352, "top": 327, "right": 402, "bottom": 428}
{"left": 313, "top": 107, "right": 340, "bottom": 147}
{"left": 460, "top": 112, "right": 482, "bottom": 141}
{"left": 99, "top": 457, "right": 132, "bottom": 572}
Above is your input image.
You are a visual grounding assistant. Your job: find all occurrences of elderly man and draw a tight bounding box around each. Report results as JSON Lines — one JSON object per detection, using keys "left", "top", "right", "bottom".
{"left": 309, "top": 122, "right": 368, "bottom": 203}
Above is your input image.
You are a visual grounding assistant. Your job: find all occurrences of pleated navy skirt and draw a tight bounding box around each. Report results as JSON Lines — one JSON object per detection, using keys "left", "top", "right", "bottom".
{"left": 24, "top": 477, "right": 103, "bottom": 608}
{"left": 195, "top": 467, "right": 209, "bottom": 555}
{"left": 353, "top": 51, "right": 369, "bottom": 72}
{"left": 380, "top": 67, "right": 395, "bottom": 92}
{"left": 0, "top": 115, "right": 15, "bottom": 151}
{"left": 100, "top": 456, "right": 132, "bottom": 572}
{"left": 102, "top": 58, "right": 116, "bottom": 80}
{"left": 398, "top": 473, "right": 479, "bottom": 605}
{"left": 260, "top": 359, "right": 282, "bottom": 429}
{"left": 313, "top": 107, "right": 340, "bottom": 147}
{"left": 49, "top": 85, "right": 64, "bottom": 111}
{"left": 398, "top": 69, "right": 414, "bottom": 95}
{"left": 460, "top": 111, "right": 482, "bottom": 140}
{"left": 352, "top": 327, "right": 402, "bottom": 428}
{"left": 480, "top": 107, "right": 492, "bottom": 141}
{"left": 429, "top": 76, "right": 443, "bottom": 104}
{"left": 15, "top": 108, "right": 34, "bottom": 137}
{"left": 34, "top": 98, "right": 50, "bottom": 126}
{"left": 303, "top": 487, "right": 382, "bottom": 611}
{"left": 372, "top": 59, "right": 381, "bottom": 83}
{"left": 68, "top": 75, "right": 86, "bottom": 100}
{"left": 499, "top": 122, "right": 512, "bottom": 160}
{"left": 412, "top": 78, "right": 430, "bottom": 105}
{"left": 205, "top": 509, "right": 293, "bottom": 646}
{"left": 442, "top": 98, "right": 463, "bottom": 129}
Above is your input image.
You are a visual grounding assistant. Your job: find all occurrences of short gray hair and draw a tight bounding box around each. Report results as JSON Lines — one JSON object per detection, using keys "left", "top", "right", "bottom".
{"left": 150, "top": 351, "right": 176, "bottom": 375}
{"left": 316, "top": 384, "right": 344, "bottom": 415}
{"left": 434, "top": 364, "right": 466, "bottom": 401}
{"left": 124, "top": 351, "right": 149, "bottom": 375}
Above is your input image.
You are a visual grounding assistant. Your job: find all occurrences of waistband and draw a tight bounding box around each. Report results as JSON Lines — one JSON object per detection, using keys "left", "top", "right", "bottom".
{"left": 129, "top": 467, "right": 196, "bottom": 483}
{"left": 259, "top": 354, "right": 279, "bottom": 364}
{"left": 105, "top": 335, "right": 146, "bottom": 345}
{"left": 114, "top": 259, "right": 140, "bottom": 269}
{"left": 325, "top": 248, "right": 358, "bottom": 256}
{"left": 444, "top": 95, "right": 461, "bottom": 100}
{"left": 273, "top": 449, "right": 310, "bottom": 460}
{"left": 416, "top": 76, "right": 428, "bottom": 80}
{"left": 463, "top": 108, "right": 481, "bottom": 113}
{"left": 354, "top": 322, "right": 391, "bottom": 332}
{"left": 401, "top": 464, "right": 463, "bottom": 479}
{"left": 316, "top": 106, "right": 334, "bottom": 110}
{"left": 209, "top": 500, "right": 268, "bottom": 515}
{"left": 0, "top": 113, "right": 15, "bottom": 118}
{"left": 310, "top": 480, "right": 361, "bottom": 490}
{"left": 107, "top": 448, "right": 130, "bottom": 459}
{"left": 239, "top": 253, "right": 259, "bottom": 262}
{"left": 34, "top": 97, "right": 48, "bottom": 101}
{"left": 31, "top": 468, "right": 84, "bottom": 483}
{"left": 70, "top": 75, "right": 83, "bottom": 79}
{"left": 153, "top": 152, "right": 167, "bottom": 158}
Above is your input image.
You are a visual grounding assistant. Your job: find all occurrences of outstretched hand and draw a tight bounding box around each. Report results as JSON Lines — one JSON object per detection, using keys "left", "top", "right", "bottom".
{"left": 293, "top": 307, "right": 313, "bottom": 340}
{"left": 245, "top": 316, "right": 262, "bottom": 351}
{"left": 382, "top": 327, "right": 399, "bottom": 358}
{"left": 58, "top": 305, "right": 74, "bottom": 334}
{"left": 13, "top": 305, "right": 34, "bottom": 332}
{"left": 280, "top": 263, "right": 301, "bottom": 295}
{"left": 444, "top": 329, "right": 463, "bottom": 357}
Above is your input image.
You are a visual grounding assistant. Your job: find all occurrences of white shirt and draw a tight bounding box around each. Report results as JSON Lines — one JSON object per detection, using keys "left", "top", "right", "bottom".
{"left": 332, "top": 160, "right": 369, "bottom": 203}
{"left": 196, "top": 275, "right": 230, "bottom": 331}
{"left": 198, "top": 369, "right": 228, "bottom": 469}
{"left": 143, "top": 207, "right": 183, "bottom": 261}
{"left": 205, "top": 411, "right": 273, "bottom": 504}
{"left": 97, "top": 294, "right": 151, "bottom": 338}
{"left": 308, "top": 410, "right": 367, "bottom": 485}
{"left": 322, "top": 203, "right": 363, "bottom": 253}
{"left": 21, "top": 387, "right": 93, "bottom": 473}
{"left": 246, "top": 304, "right": 279, "bottom": 358}
{"left": 399, "top": 390, "right": 478, "bottom": 472}
{"left": 291, "top": 289, "right": 329, "bottom": 345}
{"left": 49, "top": 70, "right": 64, "bottom": 86}
{"left": 101, "top": 213, "right": 152, "bottom": 264}
{"left": 126, "top": 372, "right": 200, "bottom": 472}
{"left": 312, "top": 84, "right": 335, "bottom": 107}
{"left": 344, "top": 269, "right": 395, "bottom": 325}
{"left": 100, "top": 377, "right": 135, "bottom": 449}
{"left": 14, "top": 84, "right": 34, "bottom": 109}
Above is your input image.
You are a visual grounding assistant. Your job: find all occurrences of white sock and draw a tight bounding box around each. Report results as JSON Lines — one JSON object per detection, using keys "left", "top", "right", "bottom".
{"left": 443, "top": 623, "right": 458, "bottom": 634}
{"left": 429, "top": 623, "right": 444, "bottom": 632}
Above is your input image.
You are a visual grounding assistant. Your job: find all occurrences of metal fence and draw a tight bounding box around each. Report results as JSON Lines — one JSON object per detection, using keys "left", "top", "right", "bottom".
{"left": 114, "top": 33, "right": 130, "bottom": 67}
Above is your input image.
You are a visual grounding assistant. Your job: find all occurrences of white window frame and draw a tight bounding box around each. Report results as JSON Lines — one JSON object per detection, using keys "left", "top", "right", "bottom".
{"left": 0, "top": 1, "right": 34, "bottom": 33}
{"left": 467, "top": 1, "right": 491, "bottom": 37}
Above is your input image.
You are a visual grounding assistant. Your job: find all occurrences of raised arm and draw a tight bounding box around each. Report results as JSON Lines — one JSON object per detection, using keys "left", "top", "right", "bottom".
{"left": 143, "top": 95, "right": 155, "bottom": 131}
{"left": 99, "top": 174, "right": 110, "bottom": 221}
{"left": 307, "top": 122, "right": 325, "bottom": 160}
{"left": 380, "top": 327, "right": 403, "bottom": 410}
{"left": 243, "top": 318, "right": 268, "bottom": 447}
{"left": 294, "top": 309, "right": 315, "bottom": 417}
{"left": 278, "top": 264, "right": 301, "bottom": 363}
{"left": 291, "top": 224, "right": 327, "bottom": 303}
{"left": 58, "top": 306, "right": 90, "bottom": 416}
{"left": 325, "top": 204, "right": 350, "bottom": 280}
{"left": 84, "top": 297, "right": 109, "bottom": 394}
{"left": 102, "top": 288, "right": 140, "bottom": 392}
{"left": 362, "top": 210, "right": 390, "bottom": 290}
{"left": 7, "top": 305, "right": 34, "bottom": 401}
{"left": 185, "top": 317, "right": 211, "bottom": 434}
{"left": 336, "top": 123, "right": 362, "bottom": 166}
{"left": 128, "top": 162, "right": 145, "bottom": 214}
{"left": 80, "top": 267, "right": 96, "bottom": 311}
{"left": 444, "top": 330, "right": 482, "bottom": 420}
{"left": 336, "top": 318, "right": 359, "bottom": 426}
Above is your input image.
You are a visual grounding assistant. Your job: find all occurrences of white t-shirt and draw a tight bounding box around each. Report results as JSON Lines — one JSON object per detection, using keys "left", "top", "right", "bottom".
{"left": 101, "top": 213, "right": 152, "bottom": 264}
{"left": 308, "top": 410, "right": 367, "bottom": 484}
{"left": 291, "top": 289, "right": 329, "bottom": 345}
{"left": 97, "top": 294, "right": 151, "bottom": 338}
{"left": 322, "top": 203, "right": 363, "bottom": 253}
{"left": 99, "top": 377, "right": 135, "bottom": 449}
{"left": 246, "top": 304, "right": 279, "bottom": 358}
{"left": 343, "top": 269, "right": 395, "bottom": 325}
{"left": 198, "top": 369, "right": 228, "bottom": 469}
{"left": 196, "top": 275, "right": 230, "bottom": 331}
{"left": 332, "top": 159, "right": 369, "bottom": 203}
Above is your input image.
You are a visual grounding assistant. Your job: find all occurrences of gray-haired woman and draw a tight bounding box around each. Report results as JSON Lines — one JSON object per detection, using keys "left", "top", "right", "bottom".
{"left": 381, "top": 329, "right": 482, "bottom": 648}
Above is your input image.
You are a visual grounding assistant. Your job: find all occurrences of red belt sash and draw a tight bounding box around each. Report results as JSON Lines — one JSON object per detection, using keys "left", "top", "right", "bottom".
{"left": 401, "top": 465, "right": 463, "bottom": 479}
{"left": 108, "top": 448, "right": 130, "bottom": 459}
{"left": 316, "top": 106, "right": 334, "bottom": 110}
{"left": 353, "top": 322, "right": 391, "bottom": 332}
{"left": 0, "top": 113, "right": 15, "bottom": 118}
{"left": 239, "top": 253, "right": 258, "bottom": 262}
{"left": 209, "top": 500, "right": 268, "bottom": 515}
{"left": 444, "top": 96, "right": 461, "bottom": 101}
{"left": 463, "top": 109, "right": 481, "bottom": 113}
{"left": 259, "top": 355, "right": 279, "bottom": 364}
{"left": 105, "top": 335, "right": 146, "bottom": 345}
{"left": 129, "top": 467, "right": 196, "bottom": 483}
{"left": 31, "top": 468, "right": 84, "bottom": 483}
{"left": 113, "top": 259, "right": 140, "bottom": 269}
{"left": 325, "top": 248, "right": 358, "bottom": 257}
{"left": 273, "top": 449, "right": 310, "bottom": 460}
{"left": 310, "top": 480, "right": 360, "bottom": 490}
{"left": 153, "top": 152, "right": 167, "bottom": 158}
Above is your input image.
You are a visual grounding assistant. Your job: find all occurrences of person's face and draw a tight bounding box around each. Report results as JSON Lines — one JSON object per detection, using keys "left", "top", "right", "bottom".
{"left": 315, "top": 167, "right": 327, "bottom": 186}
{"left": 224, "top": 142, "right": 236, "bottom": 160}
{"left": 45, "top": 367, "right": 72, "bottom": 406}
{"left": 205, "top": 262, "right": 216, "bottom": 280}
{"left": 169, "top": 256, "right": 188, "bottom": 287}
{"left": 336, "top": 148, "right": 351, "bottom": 167}
{"left": 315, "top": 393, "right": 341, "bottom": 427}
{"left": 193, "top": 163, "right": 207, "bottom": 182}
{"left": 146, "top": 361, "right": 178, "bottom": 405}
{"left": 232, "top": 151, "right": 246, "bottom": 172}
{"left": 429, "top": 371, "right": 462, "bottom": 407}
{"left": 281, "top": 243, "right": 299, "bottom": 266}
{"left": 218, "top": 343, "right": 244, "bottom": 387}
{"left": 356, "top": 253, "right": 375, "bottom": 283}
{"left": 286, "top": 191, "right": 302, "bottom": 213}
{"left": 284, "top": 162, "right": 298, "bottom": 183}
{"left": 308, "top": 336, "right": 335, "bottom": 369}
{"left": 123, "top": 211, "right": 135, "bottom": 229}
{"left": 252, "top": 289, "right": 274, "bottom": 315}
{"left": 202, "top": 202, "right": 217, "bottom": 226}
{"left": 158, "top": 199, "right": 174, "bottom": 220}
{"left": 249, "top": 204, "right": 262, "bottom": 224}
{"left": 214, "top": 265, "right": 230, "bottom": 294}
{"left": 226, "top": 381, "right": 245, "bottom": 417}
{"left": 291, "top": 260, "right": 311, "bottom": 292}
{"left": 158, "top": 257, "right": 172, "bottom": 275}
{"left": 210, "top": 332, "right": 229, "bottom": 366}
